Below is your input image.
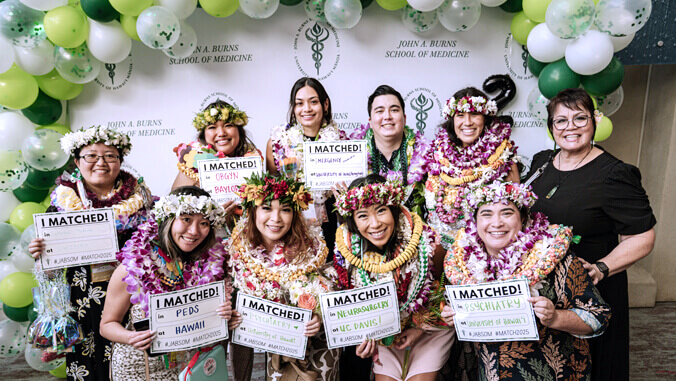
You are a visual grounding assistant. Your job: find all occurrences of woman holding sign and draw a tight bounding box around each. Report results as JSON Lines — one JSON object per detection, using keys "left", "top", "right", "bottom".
{"left": 441, "top": 181, "right": 611, "bottom": 380}
{"left": 28, "top": 125, "right": 154, "bottom": 381}
{"left": 228, "top": 173, "right": 340, "bottom": 381}
{"left": 100, "top": 186, "right": 232, "bottom": 380}
{"left": 333, "top": 174, "right": 452, "bottom": 381}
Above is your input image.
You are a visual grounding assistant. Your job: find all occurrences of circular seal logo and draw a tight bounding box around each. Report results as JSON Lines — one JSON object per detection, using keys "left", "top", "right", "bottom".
{"left": 294, "top": 20, "right": 341, "bottom": 80}
{"left": 203, "top": 357, "right": 217, "bottom": 376}
{"left": 503, "top": 34, "right": 534, "bottom": 81}
{"left": 199, "top": 92, "right": 239, "bottom": 110}
{"left": 403, "top": 87, "right": 443, "bottom": 135}
{"left": 94, "top": 54, "right": 133, "bottom": 91}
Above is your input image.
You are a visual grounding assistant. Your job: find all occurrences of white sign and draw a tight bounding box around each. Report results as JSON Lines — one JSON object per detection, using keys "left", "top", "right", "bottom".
{"left": 34, "top": 208, "right": 119, "bottom": 270}
{"left": 445, "top": 278, "right": 539, "bottom": 342}
{"left": 303, "top": 140, "right": 368, "bottom": 190}
{"left": 197, "top": 156, "right": 263, "bottom": 204}
{"left": 232, "top": 293, "right": 311, "bottom": 359}
{"left": 148, "top": 282, "right": 228, "bottom": 353}
{"left": 320, "top": 280, "right": 401, "bottom": 349}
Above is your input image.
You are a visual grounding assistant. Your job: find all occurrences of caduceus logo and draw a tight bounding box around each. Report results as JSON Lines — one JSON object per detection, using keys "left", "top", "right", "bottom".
{"left": 105, "top": 64, "right": 116, "bottom": 85}
{"left": 305, "top": 23, "right": 329, "bottom": 76}
{"left": 521, "top": 46, "right": 529, "bottom": 75}
{"left": 410, "top": 93, "right": 433, "bottom": 133}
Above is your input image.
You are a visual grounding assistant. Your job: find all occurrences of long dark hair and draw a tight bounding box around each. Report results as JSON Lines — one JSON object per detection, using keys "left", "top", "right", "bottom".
{"left": 243, "top": 203, "right": 310, "bottom": 263}
{"left": 441, "top": 87, "right": 495, "bottom": 147}
{"left": 287, "top": 77, "right": 333, "bottom": 126}
{"left": 197, "top": 99, "right": 256, "bottom": 157}
{"left": 546, "top": 88, "right": 597, "bottom": 138}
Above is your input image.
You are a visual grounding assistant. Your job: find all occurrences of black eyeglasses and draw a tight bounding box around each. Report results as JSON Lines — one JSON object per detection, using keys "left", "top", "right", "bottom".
{"left": 78, "top": 154, "right": 120, "bottom": 163}
{"left": 552, "top": 115, "right": 590, "bottom": 130}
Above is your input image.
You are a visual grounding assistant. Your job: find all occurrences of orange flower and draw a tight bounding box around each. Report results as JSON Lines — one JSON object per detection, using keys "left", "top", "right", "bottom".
{"left": 297, "top": 293, "right": 317, "bottom": 311}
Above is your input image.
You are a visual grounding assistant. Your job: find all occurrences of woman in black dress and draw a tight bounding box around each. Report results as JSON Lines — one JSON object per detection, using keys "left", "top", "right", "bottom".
{"left": 525, "top": 88, "right": 656, "bottom": 381}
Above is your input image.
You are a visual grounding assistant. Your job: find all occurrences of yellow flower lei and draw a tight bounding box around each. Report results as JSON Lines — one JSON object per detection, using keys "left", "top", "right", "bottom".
{"left": 436, "top": 139, "right": 510, "bottom": 186}
{"left": 335, "top": 212, "right": 424, "bottom": 273}
{"left": 54, "top": 185, "right": 145, "bottom": 217}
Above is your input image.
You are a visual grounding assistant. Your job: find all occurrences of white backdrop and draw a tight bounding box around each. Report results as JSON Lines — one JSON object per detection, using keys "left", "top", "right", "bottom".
{"left": 69, "top": 5, "right": 549, "bottom": 195}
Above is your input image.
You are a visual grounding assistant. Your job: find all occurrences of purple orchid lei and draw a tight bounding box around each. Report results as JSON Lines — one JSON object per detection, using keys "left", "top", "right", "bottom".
{"left": 116, "top": 217, "right": 227, "bottom": 316}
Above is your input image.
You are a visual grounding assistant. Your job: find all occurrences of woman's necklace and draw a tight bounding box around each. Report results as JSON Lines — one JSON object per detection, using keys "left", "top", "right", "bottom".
{"left": 546, "top": 145, "right": 593, "bottom": 199}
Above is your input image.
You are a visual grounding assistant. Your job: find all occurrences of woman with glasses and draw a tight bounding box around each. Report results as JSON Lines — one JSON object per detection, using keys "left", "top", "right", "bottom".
{"left": 524, "top": 88, "right": 656, "bottom": 381}
{"left": 28, "top": 126, "right": 154, "bottom": 381}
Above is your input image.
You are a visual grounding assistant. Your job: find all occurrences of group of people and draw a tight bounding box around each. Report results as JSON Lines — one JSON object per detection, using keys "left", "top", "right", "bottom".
{"left": 27, "top": 77, "right": 655, "bottom": 381}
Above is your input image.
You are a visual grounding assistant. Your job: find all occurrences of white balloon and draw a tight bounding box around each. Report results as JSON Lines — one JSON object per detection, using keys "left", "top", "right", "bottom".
{"left": 0, "top": 191, "right": 21, "bottom": 222}
{"left": 12, "top": 39, "right": 55, "bottom": 76}
{"left": 87, "top": 19, "right": 132, "bottom": 64}
{"left": 163, "top": 21, "right": 197, "bottom": 58}
{"left": 565, "top": 29, "right": 613, "bottom": 75}
{"left": 526, "top": 23, "right": 569, "bottom": 63}
{"left": 154, "top": 0, "right": 198, "bottom": 19}
{"left": 19, "top": 225, "right": 36, "bottom": 253}
{"left": 0, "top": 319, "right": 26, "bottom": 357}
{"left": 595, "top": 86, "right": 624, "bottom": 116}
{"left": 0, "top": 112, "right": 36, "bottom": 151}
{"left": 0, "top": 38, "right": 15, "bottom": 74}
{"left": 595, "top": 0, "right": 651, "bottom": 37}
{"left": 11, "top": 250, "right": 34, "bottom": 272}
{"left": 545, "top": 0, "right": 595, "bottom": 39}
{"left": 0, "top": 260, "right": 18, "bottom": 283}
{"left": 401, "top": 5, "right": 439, "bottom": 33}
{"left": 18, "top": 0, "right": 67, "bottom": 11}
{"left": 325, "top": 0, "right": 362, "bottom": 29}
{"left": 610, "top": 32, "right": 635, "bottom": 52}
{"left": 480, "top": 0, "right": 506, "bottom": 6}
{"left": 239, "top": 0, "right": 280, "bottom": 19}
{"left": 408, "top": 0, "right": 444, "bottom": 13}
{"left": 53, "top": 44, "right": 102, "bottom": 84}
{"left": 24, "top": 345, "right": 65, "bottom": 371}
{"left": 437, "top": 0, "right": 481, "bottom": 32}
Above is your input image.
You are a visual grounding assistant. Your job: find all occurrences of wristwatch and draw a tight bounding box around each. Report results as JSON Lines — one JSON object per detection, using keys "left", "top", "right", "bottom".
{"left": 595, "top": 261, "right": 610, "bottom": 279}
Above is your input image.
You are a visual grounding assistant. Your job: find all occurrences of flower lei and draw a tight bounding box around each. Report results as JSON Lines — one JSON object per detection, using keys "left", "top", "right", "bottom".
{"left": 335, "top": 181, "right": 405, "bottom": 217}
{"left": 350, "top": 124, "right": 430, "bottom": 186}
{"left": 116, "top": 217, "right": 227, "bottom": 316}
{"left": 334, "top": 207, "right": 437, "bottom": 316}
{"left": 192, "top": 104, "right": 249, "bottom": 131}
{"left": 464, "top": 180, "right": 537, "bottom": 211}
{"left": 60, "top": 125, "right": 132, "bottom": 157}
{"left": 237, "top": 172, "right": 313, "bottom": 212}
{"left": 227, "top": 217, "right": 334, "bottom": 312}
{"left": 173, "top": 141, "right": 260, "bottom": 183}
{"left": 444, "top": 213, "right": 572, "bottom": 285}
{"left": 442, "top": 96, "right": 498, "bottom": 119}
{"left": 153, "top": 194, "right": 226, "bottom": 227}
{"left": 425, "top": 122, "right": 516, "bottom": 227}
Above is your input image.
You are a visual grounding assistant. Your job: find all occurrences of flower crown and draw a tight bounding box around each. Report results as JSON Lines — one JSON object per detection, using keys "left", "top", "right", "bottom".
{"left": 192, "top": 104, "right": 249, "bottom": 131}
{"left": 443, "top": 96, "right": 498, "bottom": 120}
{"left": 335, "top": 181, "right": 405, "bottom": 217}
{"left": 463, "top": 180, "right": 537, "bottom": 215}
{"left": 237, "top": 172, "right": 313, "bottom": 212}
{"left": 152, "top": 194, "right": 227, "bottom": 227}
{"left": 60, "top": 125, "right": 132, "bottom": 157}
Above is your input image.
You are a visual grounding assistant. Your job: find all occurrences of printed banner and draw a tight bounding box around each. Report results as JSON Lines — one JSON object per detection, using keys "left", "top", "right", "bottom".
{"left": 148, "top": 282, "right": 228, "bottom": 353}
{"left": 445, "top": 278, "right": 539, "bottom": 342}
{"left": 33, "top": 208, "right": 119, "bottom": 270}
{"left": 303, "top": 140, "right": 368, "bottom": 190}
{"left": 232, "top": 293, "right": 311, "bottom": 359}
{"left": 197, "top": 156, "right": 263, "bottom": 203}
{"left": 320, "top": 280, "right": 401, "bottom": 349}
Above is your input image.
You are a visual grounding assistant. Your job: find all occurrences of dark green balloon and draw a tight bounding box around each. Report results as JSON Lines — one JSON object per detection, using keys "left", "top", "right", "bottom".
{"left": 25, "top": 166, "right": 62, "bottom": 190}
{"left": 581, "top": 57, "right": 625, "bottom": 97}
{"left": 361, "top": 0, "right": 373, "bottom": 9}
{"left": 500, "top": 0, "right": 522, "bottom": 13}
{"left": 527, "top": 55, "right": 547, "bottom": 77}
{"left": 12, "top": 181, "right": 50, "bottom": 203}
{"left": 81, "top": 0, "right": 120, "bottom": 23}
{"left": 27, "top": 304, "right": 38, "bottom": 323}
{"left": 20, "top": 90, "right": 62, "bottom": 126}
{"left": 280, "top": 0, "right": 302, "bottom": 5}
{"left": 3, "top": 302, "right": 32, "bottom": 322}
{"left": 538, "top": 59, "right": 581, "bottom": 99}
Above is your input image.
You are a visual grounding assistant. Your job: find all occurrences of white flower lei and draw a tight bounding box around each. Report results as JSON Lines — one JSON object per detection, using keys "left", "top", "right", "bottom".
{"left": 60, "top": 125, "right": 132, "bottom": 156}
{"left": 152, "top": 194, "right": 226, "bottom": 227}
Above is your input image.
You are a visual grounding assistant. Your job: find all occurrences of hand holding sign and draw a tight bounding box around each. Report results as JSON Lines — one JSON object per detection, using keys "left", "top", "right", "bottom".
{"left": 304, "top": 314, "right": 320, "bottom": 337}
{"left": 27, "top": 238, "right": 45, "bottom": 259}
{"left": 528, "top": 296, "right": 556, "bottom": 327}
{"left": 440, "top": 303, "right": 456, "bottom": 329}
{"left": 128, "top": 329, "right": 156, "bottom": 351}
{"left": 216, "top": 299, "right": 232, "bottom": 321}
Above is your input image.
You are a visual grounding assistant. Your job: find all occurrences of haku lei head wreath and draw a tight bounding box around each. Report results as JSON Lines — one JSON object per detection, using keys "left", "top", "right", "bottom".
{"left": 152, "top": 194, "right": 227, "bottom": 227}
{"left": 443, "top": 96, "right": 498, "bottom": 120}
{"left": 192, "top": 103, "right": 249, "bottom": 131}
{"left": 463, "top": 180, "right": 537, "bottom": 215}
{"left": 336, "top": 180, "right": 405, "bottom": 217}
{"left": 60, "top": 125, "right": 132, "bottom": 157}
{"left": 237, "top": 172, "right": 313, "bottom": 211}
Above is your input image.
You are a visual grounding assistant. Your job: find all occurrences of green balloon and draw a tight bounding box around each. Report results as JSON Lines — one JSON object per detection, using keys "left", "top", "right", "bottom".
{"left": 42, "top": 190, "right": 54, "bottom": 207}
{"left": 50, "top": 362, "right": 68, "bottom": 379}
{"left": 199, "top": 0, "right": 239, "bottom": 17}
{"left": 3, "top": 302, "right": 32, "bottom": 322}
{"left": 13, "top": 182, "right": 50, "bottom": 203}
{"left": 361, "top": 0, "right": 373, "bottom": 9}
{"left": 35, "top": 69, "right": 84, "bottom": 100}
{"left": 594, "top": 116, "right": 613, "bottom": 141}
{"left": 0, "top": 65, "right": 39, "bottom": 110}
{"left": 37, "top": 123, "right": 72, "bottom": 135}
{"left": 376, "top": 0, "right": 406, "bottom": 11}
{"left": 538, "top": 59, "right": 581, "bottom": 99}
{"left": 510, "top": 11, "right": 538, "bottom": 46}
{"left": 27, "top": 303, "right": 38, "bottom": 323}
{"left": 20, "top": 91, "right": 63, "bottom": 126}
{"left": 280, "top": 0, "right": 302, "bottom": 5}
{"left": 581, "top": 58, "right": 625, "bottom": 96}
{"left": 522, "top": 0, "right": 550, "bottom": 23}
{"left": 44, "top": 6, "right": 90, "bottom": 49}
{"left": 81, "top": 0, "right": 120, "bottom": 22}
{"left": 110, "top": 0, "right": 152, "bottom": 16}
{"left": 119, "top": 14, "right": 141, "bottom": 41}
{"left": 527, "top": 55, "right": 547, "bottom": 77}
{"left": 0, "top": 271, "right": 37, "bottom": 307}
{"left": 24, "top": 165, "right": 63, "bottom": 190}
{"left": 500, "top": 0, "right": 522, "bottom": 13}
{"left": 9, "top": 202, "right": 47, "bottom": 231}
